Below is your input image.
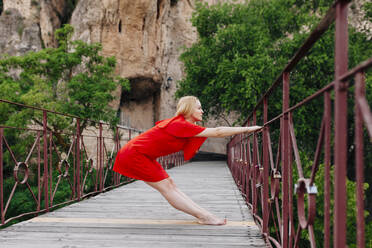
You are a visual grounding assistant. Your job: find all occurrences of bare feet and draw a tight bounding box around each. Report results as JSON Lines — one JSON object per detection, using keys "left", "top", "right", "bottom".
{"left": 197, "top": 214, "right": 227, "bottom": 225}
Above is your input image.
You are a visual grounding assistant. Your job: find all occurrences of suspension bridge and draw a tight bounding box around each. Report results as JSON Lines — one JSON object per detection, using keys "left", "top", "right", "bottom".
{"left": 1, "top": 0, "right": 371, "bottom": 247}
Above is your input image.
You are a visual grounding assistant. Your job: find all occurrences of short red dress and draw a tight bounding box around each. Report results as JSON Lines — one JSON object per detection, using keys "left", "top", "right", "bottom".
{"left": 113, "top": 115, "right": 207, "bottom": 182}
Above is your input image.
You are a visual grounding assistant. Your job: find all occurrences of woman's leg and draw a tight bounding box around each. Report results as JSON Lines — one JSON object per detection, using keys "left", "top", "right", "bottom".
{"left": 145, "top": 177, "right": 226, "bottom": 225}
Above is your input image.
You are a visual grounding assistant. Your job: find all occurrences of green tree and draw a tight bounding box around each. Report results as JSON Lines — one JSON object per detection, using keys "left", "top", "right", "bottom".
{"left": 0, "top": 24, "right": 130, "bottom": 138}
{"left": 0, "top": 24, "right": 130, "bottom": 225}
{"left": 0, "top": 24, "right": 130, "bottom": 175}
{"left": 363, "top": 1, "right": 372, "bottom": 22}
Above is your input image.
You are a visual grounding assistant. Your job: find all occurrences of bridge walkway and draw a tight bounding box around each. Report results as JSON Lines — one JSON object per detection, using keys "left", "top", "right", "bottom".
{"left": 0, "top": 161, "right": 266, "bottom": 248}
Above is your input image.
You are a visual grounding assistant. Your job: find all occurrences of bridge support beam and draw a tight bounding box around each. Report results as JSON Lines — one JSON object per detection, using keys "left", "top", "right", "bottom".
{"left": 334, "top": 1, "right": 349, "bottom": 248}
{"left": 281, "top": 72, "right": 290, "bottom": 248}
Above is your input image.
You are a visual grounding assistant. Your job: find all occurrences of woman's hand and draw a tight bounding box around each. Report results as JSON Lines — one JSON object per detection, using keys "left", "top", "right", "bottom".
{"left": 248, "top": 125, "right": 263, "bottom": 132}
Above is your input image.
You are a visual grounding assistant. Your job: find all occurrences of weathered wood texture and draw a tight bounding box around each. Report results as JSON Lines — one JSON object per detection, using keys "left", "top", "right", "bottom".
{"left": 0, "top": 161, "right": 267, "bottom": 247}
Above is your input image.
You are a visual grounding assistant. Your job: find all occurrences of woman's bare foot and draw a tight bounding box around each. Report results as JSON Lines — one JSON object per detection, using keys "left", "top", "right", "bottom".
{"left": 197, "top": 214, "right": 227, "bottom": 225}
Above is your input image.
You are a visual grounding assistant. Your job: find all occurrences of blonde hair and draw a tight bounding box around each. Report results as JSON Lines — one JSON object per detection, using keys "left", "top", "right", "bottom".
{"left": 176, "top": 96, "right": 199, "bottom": 117}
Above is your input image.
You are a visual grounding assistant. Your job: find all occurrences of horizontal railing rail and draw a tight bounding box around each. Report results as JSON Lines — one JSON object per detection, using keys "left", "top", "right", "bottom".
{"left": 227, "top": 0, "right": 371, "bottom": 247}
{"left": 0, "top": 99, "right": 184, "bottom": 227}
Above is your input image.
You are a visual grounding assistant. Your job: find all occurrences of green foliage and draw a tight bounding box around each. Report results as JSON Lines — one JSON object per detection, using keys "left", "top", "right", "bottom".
{"left": 364, "top": 2, "right": 372, "bottom": 22}
{"left": 0, "top": 24, "right": 130, "bottom": 132}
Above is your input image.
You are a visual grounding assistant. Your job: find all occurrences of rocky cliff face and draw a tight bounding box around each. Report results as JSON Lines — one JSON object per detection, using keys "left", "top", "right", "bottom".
{"left": 0, "top": 0, "right": 235, "bottom": 153}
{"left": 0, "top": 0, "right": 370, "bottom": 154}
{"left": 0, "top": 0, "right": 71, "bottom": 54}
{"left": 68, "top": 0, "right": 236, "bottom": 154}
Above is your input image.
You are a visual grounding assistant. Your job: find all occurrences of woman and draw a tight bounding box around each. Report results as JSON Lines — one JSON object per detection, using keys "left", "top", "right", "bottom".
{"left": 113, "top": 96, "right": 261, "bottom": 225}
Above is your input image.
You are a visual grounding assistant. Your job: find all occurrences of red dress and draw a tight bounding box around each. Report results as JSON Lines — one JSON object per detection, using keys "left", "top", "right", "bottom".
{"left": 113, "top": 115, "right": 207, "bottom": 182}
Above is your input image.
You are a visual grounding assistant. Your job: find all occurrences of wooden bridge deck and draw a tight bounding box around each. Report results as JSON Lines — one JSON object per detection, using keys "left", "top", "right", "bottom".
{"left": 0, "top": 161, "right": 267, "bottom": 247}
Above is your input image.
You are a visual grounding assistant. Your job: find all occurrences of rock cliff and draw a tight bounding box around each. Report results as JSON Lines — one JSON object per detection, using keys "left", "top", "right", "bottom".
{"left": 0, "top": 0, "right": 370, "bottom": 154}
{"left": 0, "top": 0, "right": 236, "bottom": 154}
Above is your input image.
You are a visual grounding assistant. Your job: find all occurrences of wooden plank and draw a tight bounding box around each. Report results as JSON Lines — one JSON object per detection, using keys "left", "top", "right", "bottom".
{"left": 28, "top": 217, "right": 256, "bottom": 226}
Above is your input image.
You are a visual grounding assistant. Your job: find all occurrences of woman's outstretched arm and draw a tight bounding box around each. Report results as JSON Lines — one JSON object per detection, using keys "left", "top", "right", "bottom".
{"left": 195, "top": 126, "right": 262, "bottom": 138}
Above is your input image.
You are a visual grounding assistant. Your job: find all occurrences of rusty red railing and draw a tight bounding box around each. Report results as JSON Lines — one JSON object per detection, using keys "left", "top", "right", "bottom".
{"left": 0, "top": 99, "right": 184, "bottom": 227}
{"left": 227, "top": 0, "right": 371, "bottom": 247}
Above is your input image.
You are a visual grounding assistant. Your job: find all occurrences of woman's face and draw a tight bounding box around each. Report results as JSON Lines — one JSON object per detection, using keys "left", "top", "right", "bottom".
{"left": 189, "top": 100, "right": 204, "bottom": 122}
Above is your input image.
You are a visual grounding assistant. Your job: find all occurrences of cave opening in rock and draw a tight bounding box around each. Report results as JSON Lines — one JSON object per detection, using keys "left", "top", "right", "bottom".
{"left": 119, "top": 77, "right": 162, "bottom": 129}
{"left": 170, "top": 0, "right": 178, "bottom": 7}
{"left": 61, "top": 0, "right": 78, "bottom": 25}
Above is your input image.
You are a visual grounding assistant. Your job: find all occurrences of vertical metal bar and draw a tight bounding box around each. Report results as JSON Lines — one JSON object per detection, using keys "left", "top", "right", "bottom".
{"left": 71, "top": 133, "right": 75, "bottom": 198}
{"left": 246, "top": 120, "right": 252, "bottom": 205}
{"left": 262, "top": 97, "right": 269, "bottom": 234}
{"left": 252, "top": 112, "right": 257, "bottom": 215}
{"left": 239, "top": 135, "right": 242, "bottom": 188}
{"left": 43, "top": 111, "right": 49, "bottom": 212}
{"left": 76, "top": 119, "right": 81, "bottom": 200}
{"left": 324, "top": 91, "right": 331, "bottom": 248}
{"left": 334, "top": 1, "right": 348, "bottom": 247}
{"left": 115, "top": 127, "right": 119, "bottom": 185}
{"left": 0, "top": 128, "right": 4, "bottom": 225}
{"left": 37, "top": 131, "right": 41, "bottom": 211}
{"left": 288, "top": 115, "right": 294, "bottom": 248}
{"left": 49, "top": 132, "right": 53, "bottom": 207}
{"left": 282, "top": 72, "right": 290, "bottom": 248}
{"left": 99, "top": 123, "right": 103, "bottom": 191}
{"left": 95, "top": 136, "right": 99, "bottom": 191}
{"left": 72, "top": 134, "right": 76, "bottom": 199}
{"left": 355, "top": 71, "right": 365, "bottom": 248}
{"left": 242, "top": 136, "right": 247, "bottom": 197}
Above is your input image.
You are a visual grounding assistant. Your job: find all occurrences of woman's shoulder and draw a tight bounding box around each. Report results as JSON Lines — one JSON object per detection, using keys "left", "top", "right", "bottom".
{"left": 156, "top": 115, "right": 205, "bottom": 138}
{"left": 156, "top": 115, "right": 193, "bottom": 128}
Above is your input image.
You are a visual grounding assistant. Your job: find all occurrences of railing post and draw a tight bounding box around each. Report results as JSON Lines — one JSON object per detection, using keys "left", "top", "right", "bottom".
{"left": 115, "top": 126, "right": 120, "bottom": 185}
{"left": 262, "top": 96, "right": 269, "bottom": 234}
{"left": 334, "top": 1, "right": 348, "bottom": 247}
{"left": 95, "top": 135, "right": 99, "bottom": 191}
{"left": 252, "top": 112, "right": 258, "bottom": 215}
{"left": 282, "top": 72, "right": 290, "bottom": 248}
{"left": 246, "top": 120, "right": 252, "bottom": 205}
{"left": 99, "top": 122, "right": 103, "bottom": 192}
{"left": 76, "top": 119, "right": 81, "bottom": 200}
{"left": 242, "top": 135, "right": 247, "bottom": 198}
{"left": 355, "top": 71, "right": 365, "bottom": 248}
{"left": 0, "top": 128, "right": 4, "bottom": 225}
{"left": 324, "top": 91, "right": 332, "bottom": 248}
{"left": 49, "top": 132, "right": 53, "bottom": 206}
{"left": 238, "top": 134, "right": 242, "bottom": 188}
{"left": 288, "top": 113, "right": 294, "bottom": 248}
{"left": 37, "top": 131, "right": 41, "bottom": 211}
{"left": 43, "top": 111, "right": 49, "bottom": 212}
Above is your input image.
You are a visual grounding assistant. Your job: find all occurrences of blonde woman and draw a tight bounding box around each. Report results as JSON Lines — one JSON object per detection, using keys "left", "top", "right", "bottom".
{"left": 113, "top": 96, "right": 261, "bottom": 225}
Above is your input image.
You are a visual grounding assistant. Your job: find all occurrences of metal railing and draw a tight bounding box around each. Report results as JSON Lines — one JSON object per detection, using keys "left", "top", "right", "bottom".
{"left": 227, "top": 0, "right": 371, "bottom": 247}
{"left": 0, "top": 99, "right": 184, "bottom": 227}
